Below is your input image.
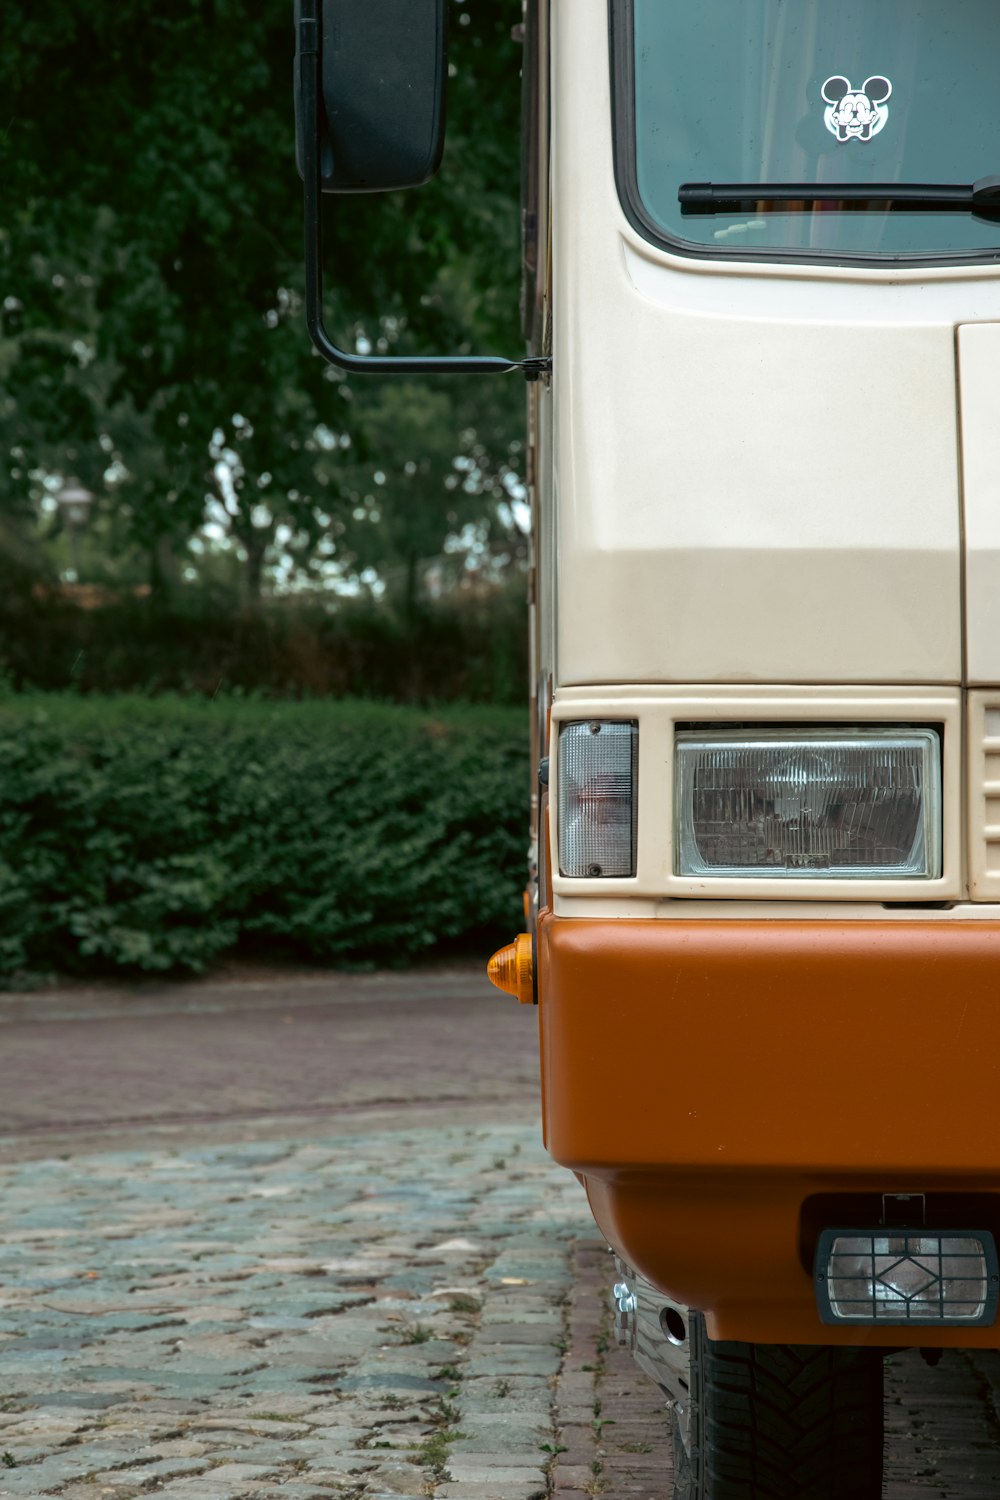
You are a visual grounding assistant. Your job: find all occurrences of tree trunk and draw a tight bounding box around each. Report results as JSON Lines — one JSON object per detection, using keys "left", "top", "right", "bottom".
{"left": 404, "top": 549, "right": 420, "bottom": 621}
{"left": 149, "top": 535, "right": 177, "bottom": 605}
{"left": 245, "top": 538, "right": 266, "bottom": 601}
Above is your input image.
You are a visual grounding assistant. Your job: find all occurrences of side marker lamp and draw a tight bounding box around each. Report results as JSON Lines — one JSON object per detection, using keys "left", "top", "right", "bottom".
{"left": 815, "top": 1228, "right": 999, "bottom": 1326}
{"left": 558, "top": 720, "right": 638, "bottom": 878}
{"left": 487, "top": 933, "right": 534, "bottom": 1004}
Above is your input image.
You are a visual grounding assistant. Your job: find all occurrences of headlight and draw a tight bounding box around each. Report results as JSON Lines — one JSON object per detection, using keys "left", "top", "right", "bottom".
{"left": 558, "top": 720, "right": 637, "bottom": 877}
{"left": 674, "top": 728, "right": 941, "bottom": 879}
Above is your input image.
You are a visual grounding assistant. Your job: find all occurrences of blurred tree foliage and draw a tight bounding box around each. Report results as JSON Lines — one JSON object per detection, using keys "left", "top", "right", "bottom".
{"left": 0, "top": 0, "right": 527, "bottom": 605}
{"left": 0, "top": 585, "right": 530, "bottom": 705}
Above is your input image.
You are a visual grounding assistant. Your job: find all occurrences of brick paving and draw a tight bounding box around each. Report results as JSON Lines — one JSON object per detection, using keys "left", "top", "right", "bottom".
{"left": 883, "top": 1347, "right": 1000, "bottom": 1497}
{"left": 550, "top": 1243, "right": 672, "bottom": 1499}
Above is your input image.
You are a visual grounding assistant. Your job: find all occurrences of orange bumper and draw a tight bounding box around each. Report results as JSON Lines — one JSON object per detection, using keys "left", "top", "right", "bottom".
{"left": 538, "top": 914, "right": 1000, "bottom": 1345}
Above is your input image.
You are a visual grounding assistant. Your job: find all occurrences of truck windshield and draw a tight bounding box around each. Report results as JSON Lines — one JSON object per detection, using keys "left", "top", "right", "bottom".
{"left": 624, "top": 0, "right": 1000, "bottom": 261}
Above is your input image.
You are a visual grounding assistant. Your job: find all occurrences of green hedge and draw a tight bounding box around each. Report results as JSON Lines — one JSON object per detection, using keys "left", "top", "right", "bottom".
{"left": 0, "top": 695, "right": 529, "bottom": 978}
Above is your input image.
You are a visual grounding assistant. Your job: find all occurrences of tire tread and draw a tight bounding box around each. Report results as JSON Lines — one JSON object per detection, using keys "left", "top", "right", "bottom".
{"left": 674, "top": 1315, "right": 883, "bottom": 1500}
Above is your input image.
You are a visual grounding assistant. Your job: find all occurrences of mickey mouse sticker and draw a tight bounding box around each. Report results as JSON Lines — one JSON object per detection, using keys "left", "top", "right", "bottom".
{"left": 822, "top": 76, "right": 892, "bottom": 142}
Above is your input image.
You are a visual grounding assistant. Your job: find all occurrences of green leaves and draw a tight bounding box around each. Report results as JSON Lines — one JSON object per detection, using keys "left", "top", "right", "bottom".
{"left": 0, "top": 0, "right": 527, "bottom": 602}
{"left": 0, "top": 695, "right": 527, "bottom": 978}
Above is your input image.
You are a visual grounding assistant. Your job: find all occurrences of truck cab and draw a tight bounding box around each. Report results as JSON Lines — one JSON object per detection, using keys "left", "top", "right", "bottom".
{"left": 297, "top": 2, "right": 1000, "bottom": 1493}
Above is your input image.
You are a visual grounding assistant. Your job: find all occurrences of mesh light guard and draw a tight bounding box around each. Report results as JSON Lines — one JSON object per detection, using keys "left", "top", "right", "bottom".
{"left": 558, "top": 720, "right": 638, "bottom": 878}
{"left": 674, "top": 728, "right": 941, "bottom": 879}
{"left": 815, "top": 1228, "right": 999, "bottom": 1327}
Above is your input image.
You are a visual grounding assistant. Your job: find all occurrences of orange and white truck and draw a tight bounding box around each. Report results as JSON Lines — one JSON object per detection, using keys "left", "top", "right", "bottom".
{"left": 296, "top": 3, "right": 1000, "bottom": 1494}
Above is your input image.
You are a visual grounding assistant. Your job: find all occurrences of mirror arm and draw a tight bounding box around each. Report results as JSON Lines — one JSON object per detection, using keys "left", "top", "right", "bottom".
{"left": 299, "top": 0, "right": 550, "bottom": 381}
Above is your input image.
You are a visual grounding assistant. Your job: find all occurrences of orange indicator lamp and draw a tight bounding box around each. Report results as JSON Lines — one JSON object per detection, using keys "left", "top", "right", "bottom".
{"left": 487, "top": 933, "right": 535, "bottom": 1004}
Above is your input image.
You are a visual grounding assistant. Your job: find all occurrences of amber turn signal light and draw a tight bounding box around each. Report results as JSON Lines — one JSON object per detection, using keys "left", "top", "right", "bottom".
{"left": 487, "top": 933, "right": 534, "bottom": 1004}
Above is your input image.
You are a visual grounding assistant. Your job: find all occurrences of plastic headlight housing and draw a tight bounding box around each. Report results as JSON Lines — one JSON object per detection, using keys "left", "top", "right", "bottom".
{"left": 674, "top": 728, "right": 941, "bottom": 879}
{"left": 558, "top": 720, "right": 637, "bottom": 878}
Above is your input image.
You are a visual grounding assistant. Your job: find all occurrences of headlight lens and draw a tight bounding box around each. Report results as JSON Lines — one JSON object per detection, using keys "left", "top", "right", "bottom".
{"left": 816, "top": 1229, "right": 998, "bottom": 1326}
{"left": 675, "top": 728, "right": 941, "bottom": 879}
{"left": 558, "top": 720, "right": 638, "bottom": 877}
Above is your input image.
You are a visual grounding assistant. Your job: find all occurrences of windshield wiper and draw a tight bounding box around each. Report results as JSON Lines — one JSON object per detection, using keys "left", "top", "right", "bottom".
{"left": 679, "top": 175, "right": 1000, "bottom": 215}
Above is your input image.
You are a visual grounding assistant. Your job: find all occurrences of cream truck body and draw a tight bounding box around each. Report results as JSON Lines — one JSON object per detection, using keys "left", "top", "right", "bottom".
{"left": 295, "top": 1, "right": 1000, "bottom": 1491}
{"left": 504, "top": 1, "right": 1000, "bottom": 1492}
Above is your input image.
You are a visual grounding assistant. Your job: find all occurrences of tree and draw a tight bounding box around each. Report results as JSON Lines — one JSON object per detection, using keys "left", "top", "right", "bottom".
{"left": 0, "top": 0, "right": 527, "bottom": 603}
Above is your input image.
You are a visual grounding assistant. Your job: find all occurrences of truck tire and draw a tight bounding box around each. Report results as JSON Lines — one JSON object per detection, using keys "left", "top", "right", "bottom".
{"left": 671, "top": 1313, "right": 883, "bottom": 1500}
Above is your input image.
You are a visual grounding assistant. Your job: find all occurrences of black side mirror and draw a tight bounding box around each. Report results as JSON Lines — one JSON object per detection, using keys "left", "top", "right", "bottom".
{"left": 295, "top": 0, "right": 447, "bottom": 193}
{"left": 295, "top": 0, "right": 549, "bottom": 379}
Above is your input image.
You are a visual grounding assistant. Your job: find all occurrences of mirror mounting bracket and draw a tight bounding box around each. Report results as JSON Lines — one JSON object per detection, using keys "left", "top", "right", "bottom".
{"left": 298, "top": 0, "right": 550, "bottom": 381}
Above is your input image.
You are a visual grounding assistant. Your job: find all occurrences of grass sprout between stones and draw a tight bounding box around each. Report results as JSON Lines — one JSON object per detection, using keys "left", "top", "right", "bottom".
{"left": 398, "top": 1322, "right": 435, "bottom": 1345}
{"left": 448, "top": 1293, "right": 481, "bottom": 1314}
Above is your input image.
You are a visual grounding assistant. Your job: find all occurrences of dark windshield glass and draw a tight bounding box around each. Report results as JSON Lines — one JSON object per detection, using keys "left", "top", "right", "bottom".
{"left": 628, "top": 0, "right": 1000, "bottom": 259}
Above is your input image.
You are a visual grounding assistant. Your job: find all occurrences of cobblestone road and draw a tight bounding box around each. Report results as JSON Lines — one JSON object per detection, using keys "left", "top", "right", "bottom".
{"left": 0, "top": 1122, "right": 592, "bottom": 1499}
{"left": 2, "top": 970, "right": 1000, "bottom": 1498}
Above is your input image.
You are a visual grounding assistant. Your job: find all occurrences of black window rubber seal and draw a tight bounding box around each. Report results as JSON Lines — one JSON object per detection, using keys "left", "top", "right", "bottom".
{"left": 607, "top": 0, "right": 1000, "bottom": 271}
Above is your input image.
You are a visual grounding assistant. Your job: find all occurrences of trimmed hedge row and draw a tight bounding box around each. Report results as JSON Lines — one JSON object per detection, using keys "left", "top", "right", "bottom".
{"left": 0, "top": 695, "right": 528, "bottom": 978}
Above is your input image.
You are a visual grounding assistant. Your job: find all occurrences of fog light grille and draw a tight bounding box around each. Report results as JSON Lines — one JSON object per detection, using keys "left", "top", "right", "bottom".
{"left": 815, "top": 1228, "right": 999, "bottom": 1326}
